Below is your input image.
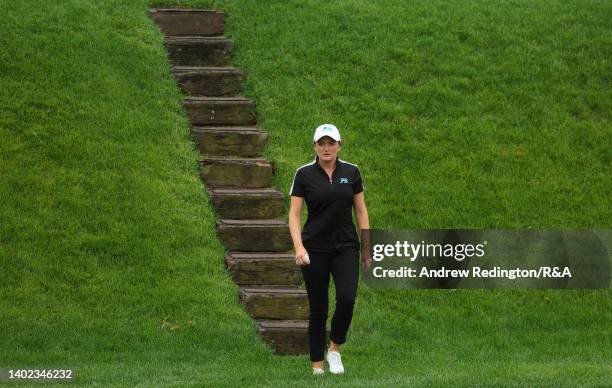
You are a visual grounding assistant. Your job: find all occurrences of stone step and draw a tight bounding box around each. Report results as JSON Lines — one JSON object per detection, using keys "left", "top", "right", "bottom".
{"left": 209, "top": 188, "right": 284, "bottom": 219}
{"left": 239, "top": 287, "right": 308, "bottom": 320}
{"left": 200, "top": 157, "right": 272, "bottom": 189}
{"left": 165, "top": 36, "right": 232, "bottom": 67}
{"left": 225, "top": 252, "right": 300, "bottom": 286}
{"left": 150, "top": 8, "right": 224, "bottom": 36}
{"left": 173, "top": 66, "right": 243, "bottom": 96}
{"left": 184, "top": 97, "right": 257, "bottom": 126}
{"left": 256, "top": 320, "right": 330, "bottom": 355}
{"left": 192, "top": 126, "right": 267, "bottom": 158}
{"left": 217, "top": 219, "right": 292, "bottom": 252}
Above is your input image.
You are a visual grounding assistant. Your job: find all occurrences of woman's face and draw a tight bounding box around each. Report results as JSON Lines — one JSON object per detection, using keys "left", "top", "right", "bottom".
{"left": 314, "top": 136, "right": 341, "bottom": 163}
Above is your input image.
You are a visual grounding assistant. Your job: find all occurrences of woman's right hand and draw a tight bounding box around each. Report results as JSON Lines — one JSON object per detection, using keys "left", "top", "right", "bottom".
{"left": 295, "top": 247, "right": 309, "bottom": 266}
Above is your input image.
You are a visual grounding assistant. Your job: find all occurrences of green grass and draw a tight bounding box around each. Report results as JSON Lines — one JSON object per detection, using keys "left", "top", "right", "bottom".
{"left": 1, "top": 0, "right": 610, "bottom": 386}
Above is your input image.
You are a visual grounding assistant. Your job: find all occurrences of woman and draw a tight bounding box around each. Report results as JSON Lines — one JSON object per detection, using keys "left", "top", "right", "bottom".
{"left": 288, "top": 123, "right": 372, "bottom": 375}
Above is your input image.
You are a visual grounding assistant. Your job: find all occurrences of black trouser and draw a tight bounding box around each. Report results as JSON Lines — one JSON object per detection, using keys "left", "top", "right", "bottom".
{"left": 300, "top": 246, "right": 360, "bottom": 362}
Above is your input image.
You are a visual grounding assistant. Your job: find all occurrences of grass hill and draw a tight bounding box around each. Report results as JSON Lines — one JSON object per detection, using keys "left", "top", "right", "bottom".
{"left": 1, "top": 0, "right": 610, "bottom": 385}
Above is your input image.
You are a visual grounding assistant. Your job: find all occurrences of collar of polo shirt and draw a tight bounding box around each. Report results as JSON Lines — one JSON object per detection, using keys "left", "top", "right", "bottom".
{"left": 315, "top": 156, "right": 341, "bottom": 176}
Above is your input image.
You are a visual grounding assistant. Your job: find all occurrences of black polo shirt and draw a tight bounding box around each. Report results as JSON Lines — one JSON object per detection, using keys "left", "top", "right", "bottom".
{"left": 289, "top": 156, "right": 365, "bottom": 253}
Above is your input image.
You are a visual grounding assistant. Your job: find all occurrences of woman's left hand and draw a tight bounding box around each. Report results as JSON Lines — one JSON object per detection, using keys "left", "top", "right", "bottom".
{"left": 361, "top": 247, "right": 372, "bottom": 271}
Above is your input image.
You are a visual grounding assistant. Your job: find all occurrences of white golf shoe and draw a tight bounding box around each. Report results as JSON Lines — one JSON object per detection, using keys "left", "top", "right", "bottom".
{"left": 312, "top": 367, "right": 324, "bottom": 375}
{"left": 326, "top": 350, "right": 344, "bottom": 374}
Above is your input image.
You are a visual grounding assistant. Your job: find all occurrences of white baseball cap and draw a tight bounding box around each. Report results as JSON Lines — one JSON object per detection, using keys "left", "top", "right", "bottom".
{"left": 313, "top": 124, "right": 341, "bottom": 143}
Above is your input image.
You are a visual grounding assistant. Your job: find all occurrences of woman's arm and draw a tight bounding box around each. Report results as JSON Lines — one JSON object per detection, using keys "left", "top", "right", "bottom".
{"left": 288, "top": 195, "right": 309, "bottom": 265}
{"left": 353, "top": 191, "right": 369, "bottom": 230}
{"left": 353, "top": 191, "right": 372, "bottom": 270}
